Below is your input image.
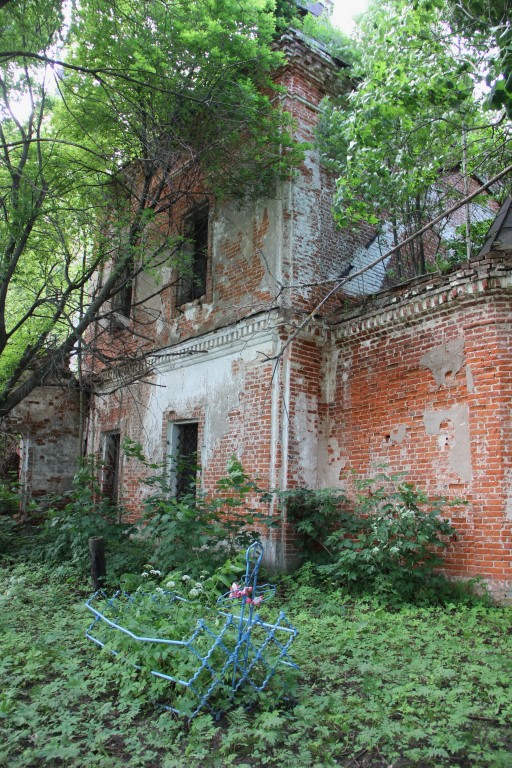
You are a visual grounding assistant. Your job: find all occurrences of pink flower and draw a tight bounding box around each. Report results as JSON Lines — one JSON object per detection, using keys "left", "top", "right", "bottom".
{"left": 229, "top": 583, "right": 254, "bottom": 599}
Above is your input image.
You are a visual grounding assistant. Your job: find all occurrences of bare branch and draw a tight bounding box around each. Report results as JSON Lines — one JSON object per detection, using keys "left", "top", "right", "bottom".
{"left": 266, "top": 162, "right": 512, "bottom": 362}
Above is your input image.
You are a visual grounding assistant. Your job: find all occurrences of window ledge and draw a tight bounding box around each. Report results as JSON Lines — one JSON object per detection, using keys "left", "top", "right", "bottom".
{"left": 109, "top": 311, "right": 132, "bottom": 331}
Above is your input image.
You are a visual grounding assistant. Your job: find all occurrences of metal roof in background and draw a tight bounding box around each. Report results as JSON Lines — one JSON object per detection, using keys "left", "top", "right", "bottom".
{"left": 477, "top": 197, "right": 512, "bottom": 257}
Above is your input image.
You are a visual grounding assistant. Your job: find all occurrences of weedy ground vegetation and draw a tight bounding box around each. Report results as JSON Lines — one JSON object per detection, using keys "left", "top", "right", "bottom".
{"left": 1, "top": 462, "right": 511, "bottom": 765}
{"left": 1, "top": 526, "right": 511, "bottom": 767}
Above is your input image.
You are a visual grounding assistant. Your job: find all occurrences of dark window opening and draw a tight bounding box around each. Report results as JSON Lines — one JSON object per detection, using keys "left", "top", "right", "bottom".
{"left": 111, "top": 256, "right": 134, "bottom": 320}
{"left": 176, "top": 204, "right": 209, "bottom": 306}
{"left": 0, "top": 431, "right": 21, "bottom": 485}
{"left": 102, "top": 432, "right": 121, "bottom": 504}
{"left": 169, "top": 422, "right": 199, "bottom": 498}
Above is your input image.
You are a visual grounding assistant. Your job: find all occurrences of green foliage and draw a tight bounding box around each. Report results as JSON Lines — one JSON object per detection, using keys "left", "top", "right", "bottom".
{"left": 131, "top": 449, "right": 273, "bottom": 576}
{"left": 42, "top": 458, "right": 147, "bottom": 579}
{"left": 278, "top": 486, "right": 347, "bottom": 562}
{"left": 0, "top": 481, "right": 20, "bottom": 517}
{"left": 319, "top": 472, "right": 457, "bottom": 601}
{"left": 0, "top": 0, "right": 303, "bottom": 418}
{"left": 87, "top": 552, "right": 282, "bottom": 717}
{"left": 448, "top": 0, "right": 512, "bottom": 116}
{"left": 273, "top": 0, "right": 301, "bottom": 32}
{"left": 299, "top": 13, "right": 360, "bottom": 66}
{"left": 127, "top": 550, "right": 248, "bottom": 600}
{"left": 0, "top": 515, "right": 16, "bottom": 555}
{"left": 318, "top": 0, "right": 509, "bottom": 277}
{"left": 1, "top": 557, "right": 511, "bottom": 767}
{"left": 281, "top": 472, "right": 458, "bottom": 602}
{"left": 436, "top": 217, "right": 492, "bottom": 271}
{"left": 64, "top": 0, "right": 303, "bottom": 204}
{"left": 0, "top": 474, "right": 23, "bottom": 555}
{"left": 38, "top": 448, "right": 273, "bottom": 587}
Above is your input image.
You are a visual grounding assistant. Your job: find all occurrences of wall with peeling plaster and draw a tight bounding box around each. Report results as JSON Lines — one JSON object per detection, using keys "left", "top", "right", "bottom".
{"left": 90, "top": 252, "right": 512, "bottom": 595}
{"left": 326, "top": 254, "right": 512, "bottom": 600}
{"left": 3, "top": 383, "right": 81, "bottom": 505}
{"left": 10, "top": 31, "right": 512, "bottom": 599}
{"left": 82, "top": 33, "right": 512, "bottom": 595}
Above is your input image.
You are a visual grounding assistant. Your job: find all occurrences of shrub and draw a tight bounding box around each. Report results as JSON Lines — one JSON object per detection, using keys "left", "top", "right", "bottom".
{"left": 0, "top": 480, "right": 22, "bottom": 555}
{"left": 124, "top": 442, "right": 274, "bottom": 576}
{"left": 42, "top": 457, "right": 148, "bottom": 579}
{"left": 319, "top": 472, "right": 457, "bottom": 600}
{"left": 278, "top": 486, "right": 347, "bottom": 563}
{"left": 0, "top": 514, "right": 16, "bottom": 555}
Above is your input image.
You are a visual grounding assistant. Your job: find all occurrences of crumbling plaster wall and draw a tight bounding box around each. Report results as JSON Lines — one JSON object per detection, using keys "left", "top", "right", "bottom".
{"left": 87, "top": 309, "right": 331, "bottom": 570}
{"left": 131, "top": 194, "right": 289, "bottom": 353}
{"left": 324, "top": 256, "right": 512, "bottom": 599}
{"left": 88, "top": 314, "right": 287, "bottom": 522}
{"left": 5, "top": 383, "right": 81, "bottom": 503}
{"left": 86, "top": 32, "right": 512, "bottom": 586}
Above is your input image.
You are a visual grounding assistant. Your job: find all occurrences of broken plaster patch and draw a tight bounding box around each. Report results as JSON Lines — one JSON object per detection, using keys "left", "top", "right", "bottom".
{"left": 389, "top": 424, "right": 407, "bottom": 444}
{"left": 423, "top": 404, "right": 472, "bottom": 482}
{"left": 505, "top": 469, "right": 512, "bottom": 521}
{"left": 420, "top": 337, "right": 465, "bottom": 387}
{"left": 317, "top": 435, "right": 346, "bottom": 487}
{"left": 293, "top": 390, "right": 318, "bottom": 487}
{"left": 466, "top": 365, "right": 475, "bottom": 393}
{"left": 322, "top": 345, "right": 339, "bottom": 404}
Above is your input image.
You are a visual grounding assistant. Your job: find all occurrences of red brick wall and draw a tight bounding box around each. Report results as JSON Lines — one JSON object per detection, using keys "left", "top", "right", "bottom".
{"left": 88, "top": 256, "right": 512, "bottom": 595}
{"left": 84, "top": 33, "right": 510, "bottom": 594}
{"left": 325, "top": 257, "right": 512, "bottom": 596}
{"left": 5, "top": 383, "right": 82, "bottom": 503}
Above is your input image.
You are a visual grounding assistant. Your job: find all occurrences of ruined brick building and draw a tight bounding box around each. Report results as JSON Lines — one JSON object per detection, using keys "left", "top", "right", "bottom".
{"left": 9, "top": 25, "right": 512, "bottom": 599}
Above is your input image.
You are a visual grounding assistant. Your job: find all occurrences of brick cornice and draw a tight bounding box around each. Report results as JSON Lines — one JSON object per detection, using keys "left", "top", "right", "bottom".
{"left": 153, "top": 309, "right": 282, "bottom": 372}
{"left": 94, "top": 310, "right": 283, "bottom": 389}
{"left": 94, "top": 306, "right": 329, "bottom": 392}
{"left": 276, "top": 29, "right": 351, "bottom": 97}
{"left": 331, "top": 254, "right": 512, "bottom": 341}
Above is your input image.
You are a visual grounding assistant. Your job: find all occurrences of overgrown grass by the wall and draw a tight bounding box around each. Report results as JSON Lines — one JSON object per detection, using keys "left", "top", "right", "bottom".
{"left": 1, "top": 555, "right": 511, "bottom": 767}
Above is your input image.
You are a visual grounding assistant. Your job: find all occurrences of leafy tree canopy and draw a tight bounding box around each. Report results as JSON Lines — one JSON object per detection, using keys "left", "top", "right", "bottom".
{"left": 317, "top": 0, "right": 511, "bottom": 274}
{"left": 0, "top": 0, "right": 303, "bottom": 418}
{"left": 299, "top": 10, "right": 360, "bottom": 66}
{"left": 447, "top": 0, "right": 512, "bottom": 116}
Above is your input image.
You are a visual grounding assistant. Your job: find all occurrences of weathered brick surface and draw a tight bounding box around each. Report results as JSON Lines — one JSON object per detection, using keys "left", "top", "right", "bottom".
{"left": 84, "top": 33, "right": 512, "bottom": 596}
{"left": 326, "top": 258, "right": 512, "bottom": 599}
{"left": 88, "top": 257, "right": 512, "bottom": 595}
{"left": 3, "top": 382, "right": 81, "bottom": 503}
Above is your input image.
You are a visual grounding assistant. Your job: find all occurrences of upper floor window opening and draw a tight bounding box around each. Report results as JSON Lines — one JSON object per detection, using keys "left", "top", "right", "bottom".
{"left": 176, "top": 203, "right": 209, "bottom": 306}
{"left": 110, "top": 253, "right": 134, "bottom": 321}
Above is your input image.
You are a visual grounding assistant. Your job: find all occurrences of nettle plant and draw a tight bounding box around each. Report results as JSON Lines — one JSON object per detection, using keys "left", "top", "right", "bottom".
{"left": 278, "top": 487, "right": 347, "bottom": 563}
{"left": 319, "top": 472, "right": 458, "bottom": 599}
{"left": 123, "top": 440, "right": 274, "bottom": 576}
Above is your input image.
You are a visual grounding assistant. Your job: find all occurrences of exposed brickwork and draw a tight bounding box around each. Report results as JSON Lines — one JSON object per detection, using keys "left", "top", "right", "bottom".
{"left": 83, "top": 32, "right": 512, "bottom": 597}
{"left": 326, "top": 256, "right": 512, "bottom": 599}
{"left": 3, "top": 382, "right": 81, "bottom": 504}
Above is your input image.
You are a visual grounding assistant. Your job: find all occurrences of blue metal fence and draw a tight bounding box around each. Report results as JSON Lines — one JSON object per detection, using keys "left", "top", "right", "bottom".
{"left": 85, "top": 542, "right": 298, "bottom": 717}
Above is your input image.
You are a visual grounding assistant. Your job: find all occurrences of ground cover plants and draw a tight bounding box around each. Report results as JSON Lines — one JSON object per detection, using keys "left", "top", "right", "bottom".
{"left": 1, "top": 531, "right": 511, "bottom": 768}
{"left": 39, "top": 451, "right": 274, "bottom": 585}
{"left": 1, "top": 462, "right": 511, "bottom": 766}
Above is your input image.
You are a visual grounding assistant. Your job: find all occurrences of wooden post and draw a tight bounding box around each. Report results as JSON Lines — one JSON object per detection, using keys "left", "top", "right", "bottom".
{"left": 89, "top": 536, "right": 106, "bottom": 591}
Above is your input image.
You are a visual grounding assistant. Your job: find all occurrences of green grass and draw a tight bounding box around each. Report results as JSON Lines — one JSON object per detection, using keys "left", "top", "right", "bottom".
{"left": 1, "top": 549, "right": 511, "bottom": 767}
